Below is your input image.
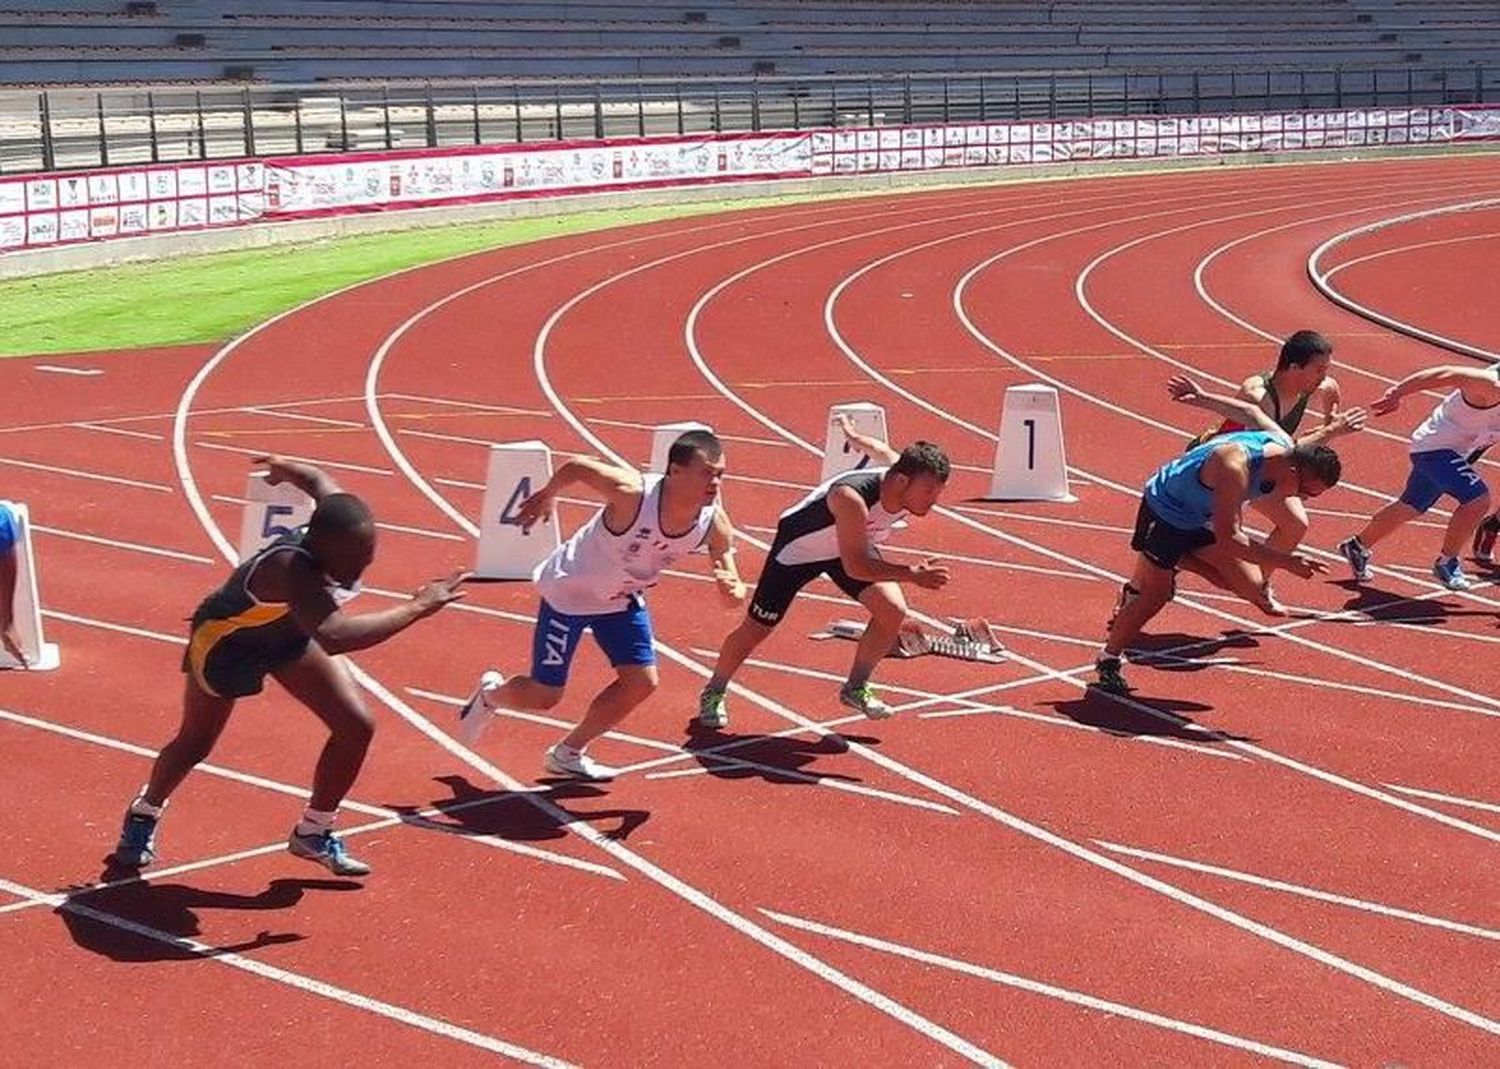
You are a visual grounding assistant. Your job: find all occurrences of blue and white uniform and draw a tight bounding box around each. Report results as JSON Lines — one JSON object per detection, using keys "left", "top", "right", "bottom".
{"left": 1398, "top": 375, "right": 1500, "bottom": 513}
{"left": 529, "top": 474, "right": 715, "bottom": 686}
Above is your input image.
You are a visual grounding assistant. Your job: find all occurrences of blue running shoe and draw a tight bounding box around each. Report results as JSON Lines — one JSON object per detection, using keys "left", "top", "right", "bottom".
{"left": 1336, "top": 537, "right": 1373, "bottom": 582}
{"left": 1433, "top": 556, "right": 1474, "bottom": 592}
{"left": 287, "top": 830, "right": 371, "bottom": 877}
{"left": 114, "top": 811, "right": 158, "bottom": 868}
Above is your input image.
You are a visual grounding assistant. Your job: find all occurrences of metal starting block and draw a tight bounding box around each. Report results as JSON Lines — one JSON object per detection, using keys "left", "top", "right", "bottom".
{"left": 810, "top": 617, "right": 1007, "bottom": 664}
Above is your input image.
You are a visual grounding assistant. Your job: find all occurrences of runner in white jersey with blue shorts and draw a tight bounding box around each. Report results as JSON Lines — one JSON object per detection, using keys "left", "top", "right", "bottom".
{"left": 1338, "top": 363, "right": 1500, "bottom": 591}
{"left": 457, "top": 430, "right": 746, "bottom": 781}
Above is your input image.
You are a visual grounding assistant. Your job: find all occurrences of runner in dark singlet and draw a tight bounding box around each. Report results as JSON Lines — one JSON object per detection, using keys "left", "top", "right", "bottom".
{"left": 697, "top": 421, "right": 950, "bottom": 727}
{"left": 113, "top": 456, "right": 467, "bottom": 877}
{"left": 1184, "top": 331, "right": 1351, "bottom": 598}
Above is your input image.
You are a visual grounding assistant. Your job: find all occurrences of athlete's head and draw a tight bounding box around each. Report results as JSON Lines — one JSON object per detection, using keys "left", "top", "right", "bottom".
{"left": 666, "top": 429, "right": 725, "bottom": 506}
{"left": 1289, "top": 443, "right": 1341, "bottom": 499}
{"left": 305, "top": 492, "right": 376, "bottom": 586}
{"left": 1277, "top": 330, "right": 1333, "bottom": 387}
{"left": 887, "top": 441, "right": 950, "bottom": 515}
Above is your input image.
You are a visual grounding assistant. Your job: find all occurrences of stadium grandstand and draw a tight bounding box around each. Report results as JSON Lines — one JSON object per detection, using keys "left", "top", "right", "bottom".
{"left": 2, "top": 0, "right": 1497, "bottom": 173}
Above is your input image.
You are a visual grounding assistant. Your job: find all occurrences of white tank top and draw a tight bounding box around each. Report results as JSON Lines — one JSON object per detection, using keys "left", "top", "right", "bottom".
{"left": 1410, "top": 372, "right": 1500, "bottom": 456}
{"left": 533, "top": 473, "right": 716, "bottom": 616}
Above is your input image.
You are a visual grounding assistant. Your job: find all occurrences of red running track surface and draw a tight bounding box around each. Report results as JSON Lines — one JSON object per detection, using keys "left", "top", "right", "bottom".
{"left": 2, "top": 155, "right": 1498, "bottom": 1067}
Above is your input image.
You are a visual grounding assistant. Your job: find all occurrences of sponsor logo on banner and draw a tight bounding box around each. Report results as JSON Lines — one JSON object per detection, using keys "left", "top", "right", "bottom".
{"left": 148, "top": 169, "right": 177, "bottom": 199}
{"left": 178, "top": 198, "right": 208, "bottom": 226}
{"left": 118, "top": 171, "right": 148, "bottom": 202}
{"left": 89, "top": 206, "right": 119, "bottom": 238}
{"left": 178, "top": 167, "right": 208, "bottom": 197}
{"left": 87, "top": 174, "right": 119, "bottom": 204}
{"left": 208, "top": 165, "right": 237, "bottom": 193}
{"left": 209, "top": 195, "right": 238, "bottom": 224}
{"left": 27, "top": 213, "right": 58, "bottom": 245}
{"left": 1, "top": 111, "right": 1489, "bottom": 255}
{"left": 149, "top": 200, "right": 177, "bottom": 230}
{"left": 58, "top": 175, "right": 88, "bottom": 208}
{"left": 119, "top": 203, "right": 148, "bottom": 233}
{"left": 59, "top": 209, "right": 90, "bottom": 241}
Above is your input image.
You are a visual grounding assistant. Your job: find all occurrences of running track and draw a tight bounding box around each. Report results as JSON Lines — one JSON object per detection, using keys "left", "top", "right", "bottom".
{"left": 2, "top": 154, "right": 1498, "bottom": 1067}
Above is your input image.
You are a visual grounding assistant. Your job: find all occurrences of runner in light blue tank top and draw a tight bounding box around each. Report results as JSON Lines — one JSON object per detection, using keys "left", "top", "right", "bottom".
{"left": 1145, "top": 431, "right": 1281, "bottom": 531}
{"left": 1096, "top": 376, "right": 1358, "bottom": 697}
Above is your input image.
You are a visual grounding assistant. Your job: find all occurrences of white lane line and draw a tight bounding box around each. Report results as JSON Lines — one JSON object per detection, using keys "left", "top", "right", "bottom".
{"left": 383, "top": 392, "right": 555, "bottom": 417}
{"left": 194, "top": 441, "right": 393, "bottom": 476}
{"left": 1074, "top": 183, "right": 1491, "bottom": 462}
{"left": 75, "top": 422, "right": 165, "bottom": 441}
{"left": 660, "top": 181, "right": 1500, "bottom": 1029}
{"left": 584, "top": 415, "right": 791, "bottom": 448}
{"left": 0, "top": 705, "right": 620, "bottom": 882}
{"left": 684, "top": 645, "right": 1245, "bottom": 763}
{"left": 737, "top": 522, "right": 1097, "bottom": 582}
{"left": 0, "top": 455, "right": 172, "bottom": 492}
{"left": 404, "top": 686, "right": 961, "bottom": 817}
{"left": 1351, "top": 619, "right": 1500, "bottom": 647}
{"left": 201, "top": 202, "right": 1016, "bottom": 1067}
{"left": 32, "top": 524, "right": 216, "bottom": 565}
{"left": 1307, "top": 197, "right": 1500, "bottom": 364}
{"left": 1383, "top": 784, "right": 1500, "bottom": 817}
{"left": 1095, "top": 840, "right": 1500, "bottom": 942}
{"left": 398, "top": 427, "right": 503, "bottom": 448}
{"left": 948, "top": 504, "right": 1135, "bottom": 535}
{"left": 761, "top": 908, "right": 1341, "bottom": 1068}
{"left": 35, "top": 364, "right": 103, "bottom": 376}
{"left": 43, "top": 609, "right": 185, "bottom": 645}
{"left": 243, "top": 406, "right": 368, "bottom": 428}
{"left": 0, "top": 874, "right": 579, "bottom": 1067}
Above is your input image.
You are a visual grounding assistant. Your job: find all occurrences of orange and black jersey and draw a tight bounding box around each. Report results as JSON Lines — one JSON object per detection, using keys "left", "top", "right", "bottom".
{"left": 182, "top": 529, "right": 317, "bottom": 698}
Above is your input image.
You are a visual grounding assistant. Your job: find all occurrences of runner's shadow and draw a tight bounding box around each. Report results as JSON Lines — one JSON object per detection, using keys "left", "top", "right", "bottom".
{"left": 1047, "top": 690, "right": 1252, "bottom": 744}
{"left": 389, "top": 774, "right": 650, "bottom": 844}
{"left": 675, "top": 721, "right": 868, "bottom": 786}
{"left": 56, "top": 876, "right": 359, "bottom": 963}
{"left": 1330, "top": 580, "right": 1458, "bottom": 623}
{"left": 1129, "top": 631, "right": 1261, "bottom": 663}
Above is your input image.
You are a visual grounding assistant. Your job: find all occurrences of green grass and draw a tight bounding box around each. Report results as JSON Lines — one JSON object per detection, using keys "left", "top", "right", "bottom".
{"left": 0, "top": 191, "right": 850, "bottom": 358}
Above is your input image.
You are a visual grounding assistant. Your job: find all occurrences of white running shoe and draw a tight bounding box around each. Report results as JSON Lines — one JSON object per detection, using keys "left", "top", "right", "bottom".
{"left": 839, "top": 682, "right": 893, "bottom": 720}
{"left": 544, "top": 743, "right": 617, "bottom": 782}
{"left": 456, "top": 670, "right": 504, "bottom": 745}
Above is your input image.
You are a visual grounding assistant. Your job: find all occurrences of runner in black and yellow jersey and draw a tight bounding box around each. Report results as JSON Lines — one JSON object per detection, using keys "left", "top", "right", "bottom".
{"left": 113, "top": 456, "right": 466, "bottom": 877}
{"left": 1185, "top": 330, "right": 1351, "bottom": 600}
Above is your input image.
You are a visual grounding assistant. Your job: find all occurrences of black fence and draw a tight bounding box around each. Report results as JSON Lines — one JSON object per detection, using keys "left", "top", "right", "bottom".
{"left": 0, "top": 65, "right": 1491, "bottom": 175}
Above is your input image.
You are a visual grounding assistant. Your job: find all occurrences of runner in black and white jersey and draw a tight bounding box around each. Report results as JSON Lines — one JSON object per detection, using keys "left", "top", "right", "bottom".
{"left": 698, "top": 417, "right": 950, "bottom": 727}
{"left": 457, "top": 429, "right": 746, "bottom": 780}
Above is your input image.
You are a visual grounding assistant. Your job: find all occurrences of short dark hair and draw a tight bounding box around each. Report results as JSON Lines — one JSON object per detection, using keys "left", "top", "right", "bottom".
{"left": 1291, "top": 443, "right": 1341, "bottom": 487}
{"left": 1278, "top": 330, "right": 1333, "bottom": 370}
{"left": 668, "top": 429, "right": 722, "bottom": 468}
{"left": 308, "top": 492, "right": 374, "bottom": 535}
{"left": 889, "top": 441, "right": 950, "bottom": 482}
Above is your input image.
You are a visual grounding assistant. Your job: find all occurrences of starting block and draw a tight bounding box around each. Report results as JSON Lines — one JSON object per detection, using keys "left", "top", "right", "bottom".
{"left": 821, "top": 402, "right": 888, "bottom": 482}
{"left": 988, "top": 384, "right": 1075, "bottom": 502}
{"left": 0, "top": 500, "right": 60, "bottom": 671}
{"left": 648, "top": 421, "right": 713, "bottom": 473}
{"left": 811, "top": 616, "right": 1006, "bottom": 664}
{"left": 476, "top": 440, "right": 559, "bottom": 579}
{"left": 238, "top": 471, "right": 315, "bottom": 562}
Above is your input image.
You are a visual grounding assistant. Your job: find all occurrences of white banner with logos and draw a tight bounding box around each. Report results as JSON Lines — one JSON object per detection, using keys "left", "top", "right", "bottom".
{"left": 1, "top": 107, "right": 1495, "bottom": 254}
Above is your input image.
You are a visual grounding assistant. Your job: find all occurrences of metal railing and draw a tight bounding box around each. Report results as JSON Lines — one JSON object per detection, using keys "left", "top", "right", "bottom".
{"left": 0, "top": 65, "right": 1491, "bottom": 175}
